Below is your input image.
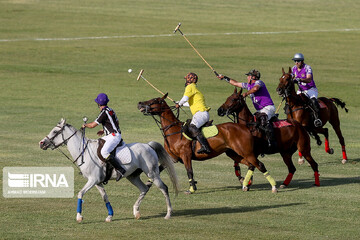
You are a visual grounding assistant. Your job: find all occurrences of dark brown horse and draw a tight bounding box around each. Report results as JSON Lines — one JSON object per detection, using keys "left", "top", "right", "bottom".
{"left": 218, "top": 88, "right": 320, "bottom": 187}
{"left": 138, "top": 94, "right": 278, "bottom": 193}
{"left": 277, "top": 67, "right": 348, "bottom": 164}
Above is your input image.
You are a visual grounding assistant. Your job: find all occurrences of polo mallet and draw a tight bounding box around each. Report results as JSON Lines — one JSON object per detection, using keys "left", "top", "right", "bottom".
{"left": 136, "top": 69, "right": 175, "bottom": 102}
{"left": 275, "top": 98, "right": 285, "bottom": 115}
{"left": 173, "top": 23, "right": 219, "bottom": 77}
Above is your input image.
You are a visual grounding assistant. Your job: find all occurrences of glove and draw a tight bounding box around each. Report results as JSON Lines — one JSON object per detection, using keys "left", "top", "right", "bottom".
{"left": 293, "top": 78, "right": 301, "bottom": 84}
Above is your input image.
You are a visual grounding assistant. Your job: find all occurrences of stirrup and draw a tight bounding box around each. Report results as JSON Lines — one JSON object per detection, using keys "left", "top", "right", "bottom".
{"left": 197, "top": 147, "right": 211, "bottom": 154}
{"left": 314, "top": 119, "right": 322, "bottom": 128}
{"left": 115, "top": 170, "right": 124, "bottom": 181}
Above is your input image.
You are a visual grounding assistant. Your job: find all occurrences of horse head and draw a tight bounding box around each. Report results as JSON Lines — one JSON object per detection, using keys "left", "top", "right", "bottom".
{"left": 277, "top": 67, "right": 295, "bottom": 97}
{"left": 39, "top": 118, "right": 74, "bottom": 150}
{"left": 137, "top": 93, "right": 170, "bottom": 116}
{"left": 217, "top": 88, "right": 245, "bottom": 117}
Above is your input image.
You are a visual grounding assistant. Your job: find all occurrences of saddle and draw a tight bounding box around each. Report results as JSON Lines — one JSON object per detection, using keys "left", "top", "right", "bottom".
{"left": 182, "top": 119, "right": 218, "bottom": 141}
{"left": 97, "top": 139, "right": 124, "bottom": 185}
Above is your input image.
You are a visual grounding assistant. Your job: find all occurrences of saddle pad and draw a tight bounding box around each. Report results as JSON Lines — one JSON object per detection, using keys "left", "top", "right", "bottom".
{"left": 272, "top": 120, "right": 293, "bottom": 128}
{"left": 319, "top": 100, "right": 327, "bottom": 109}
{"left": 182, "top": 125, "right": 219, "bottom": 141}
{"left": 115, "top": 143, "right": 132, "bottom": 164}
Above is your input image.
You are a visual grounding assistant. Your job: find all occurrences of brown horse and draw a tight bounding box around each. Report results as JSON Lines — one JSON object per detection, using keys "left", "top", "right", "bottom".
{"left": 277, "top": 67, "right": 348, "bottom": 164}
{"left": 138, "top": 93, "right": 278, "bottom": 193}
{"left": 218, "top": 88, "right": 320, "bottom": 187}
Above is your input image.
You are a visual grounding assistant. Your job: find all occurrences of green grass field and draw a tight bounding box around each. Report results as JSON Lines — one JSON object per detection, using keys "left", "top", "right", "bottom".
{"left": 1, "top": 0, "right": 359, "bottom": 239}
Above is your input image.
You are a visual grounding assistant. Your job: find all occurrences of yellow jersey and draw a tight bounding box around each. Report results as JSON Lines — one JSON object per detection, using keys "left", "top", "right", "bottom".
{"left": 183, "top": 83, "right": 211, "bottom": 115}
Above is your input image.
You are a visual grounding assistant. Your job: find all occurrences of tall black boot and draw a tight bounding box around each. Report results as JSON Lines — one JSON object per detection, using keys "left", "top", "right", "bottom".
{"left": 189, "top": 124, "right": 211, "bottom": 154}
{"left": 196, "top": 132, "right": 211, "bottom": 154}
{"left": 311, "top": 98, "right": 322, "bottom": 127}
{"left": 107, "top": 155, "right": 126, "bottom": 181}
{"left": 265, "top": 123, "right": 277, "bottom": 150}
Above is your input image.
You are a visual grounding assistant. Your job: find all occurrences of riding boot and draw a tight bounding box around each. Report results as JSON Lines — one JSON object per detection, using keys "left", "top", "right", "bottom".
{"left": 265, "top": 123, "right": 277, "bottom": 150}
{"left": 196, "top": 132, "right": 211, "bottom": 154}
{"left": 311, "top": 98, "right": 322, "bottom": 127}
{"left": 189, "top": 124, "right": 211, "bottom": 154}
{"left": 106, "top": 155, "right": 126, "bottom": 181}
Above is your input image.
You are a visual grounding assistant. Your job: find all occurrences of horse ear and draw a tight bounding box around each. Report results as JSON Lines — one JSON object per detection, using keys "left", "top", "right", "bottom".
{"left": 162, "top": 93, "right": 168, "bottom": 100}
{"left": 282, "top": 67, "right": 285, "bottom": 74}
{"left": 288, "top": 67, "right": 292, "bottom": 74}
{"left": 59, "top": 118, "right": 66, "bottom": 126}
{"left": 233, "top": 87, "right": 237, "bottom": 94}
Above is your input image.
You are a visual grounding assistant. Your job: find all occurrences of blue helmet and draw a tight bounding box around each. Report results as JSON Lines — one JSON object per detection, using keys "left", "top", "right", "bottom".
{"left": 95, "top": 93, "right": 109, "bottom": 106}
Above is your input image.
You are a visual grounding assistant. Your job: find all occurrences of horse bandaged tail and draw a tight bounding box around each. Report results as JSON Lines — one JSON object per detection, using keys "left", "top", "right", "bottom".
{"left": 182, "top": 125, "right": 219, "bottom": 141}
{"left": 272, "top": 120, "right": 293, "bottom": 129}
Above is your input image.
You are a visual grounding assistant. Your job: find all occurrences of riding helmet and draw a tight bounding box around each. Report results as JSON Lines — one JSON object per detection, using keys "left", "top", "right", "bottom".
{"left": 292, "top": 53, "right": 305, "bottom": 61}
{"left": 95, "top": 93, "right": 109, "bottom": 106}
{"left": 245, "top": 69, "right": 261, "bottom": 79}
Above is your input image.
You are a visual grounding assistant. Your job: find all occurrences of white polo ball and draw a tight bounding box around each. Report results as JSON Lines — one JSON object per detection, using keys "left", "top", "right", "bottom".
{"left": 128, "top": 69, "right": 132, "bottom": 73}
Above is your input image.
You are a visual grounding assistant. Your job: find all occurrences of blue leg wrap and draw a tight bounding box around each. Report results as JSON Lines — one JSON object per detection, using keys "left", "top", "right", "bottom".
{"left": 77, "top": 199, "right": 83, "bottom": 213}
{"left": 106, "top": 202, "right": 114, "bottom": 216}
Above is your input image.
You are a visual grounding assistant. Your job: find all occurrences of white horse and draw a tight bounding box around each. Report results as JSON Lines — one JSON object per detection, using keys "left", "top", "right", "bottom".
{"left": 39, "top": 119, "right": 180, "bottom": 222}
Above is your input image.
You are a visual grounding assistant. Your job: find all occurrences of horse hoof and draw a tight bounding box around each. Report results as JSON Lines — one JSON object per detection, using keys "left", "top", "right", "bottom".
{"left": 105, "top": 216, "right": 112, "bottom": 222}
{"left": 279, "top": 184, "right": 286, "bottom": 189}
{"left": 164, "top": 214, "right": 171, "bottom": 220}
{"left": 327, "top": 148, "right": 334, "bottom": 154}
{"left": 341, "top": 159, "right": 347, "bottom": 164}
{"left": 184, "top": 190, "right": 192, "bottom": 195}
{"left": 298, "top": 158, "right": 305, "bottom": 165}
{"left": 76, "top": 216, "right": 83, "bottom": 223}
{"left": 134, "top": 212, "right": 141, "bottom": 220}
{"left": 272, "top": 187, "right": 278, "bottom": 193}
{"left": 238, "top": 177, "right": 244, "bottom": 185}
{"left": 242, "top": 186, "right": 249, "bottom": 192}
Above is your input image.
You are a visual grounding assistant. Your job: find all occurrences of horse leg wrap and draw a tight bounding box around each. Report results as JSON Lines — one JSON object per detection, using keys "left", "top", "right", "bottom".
{"left": 264, "top": 172, "right": 276, "bottom": 187}
{"left": 298, "top": 151, "right": 303, "bottom": 157}
{"left": 189, "top": 179, "right": 197, "bottom": 193}
{"left": 106, "top": 202, "right": 114, "bottom": 216}
{"left": 325, "top": 138, "right": 330, "bottom": 153}
{"left": 314, "top": 172, "right": 320, "bottom": 186}
{"left": 342, "top": 145, "right": 347, "bottom": 160}
{"left": 243, "top": 170, "right": 254, "bottom": 187}
{"left": 77, "top": 199, "right": 83, "bottom": 213}
{"left": 283, "top": 173, "right": 294, "bottom": 186}
{"left": 234, "top": 163, "right": 241, "bottom": 177}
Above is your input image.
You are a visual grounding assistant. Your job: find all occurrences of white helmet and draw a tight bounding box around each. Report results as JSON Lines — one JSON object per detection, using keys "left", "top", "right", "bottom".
{"left": 292, "top": 53, "right": 304, "bottom": 61}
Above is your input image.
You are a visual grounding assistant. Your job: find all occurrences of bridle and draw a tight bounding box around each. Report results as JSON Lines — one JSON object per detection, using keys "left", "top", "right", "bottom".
{"left": 45, "top": 124, "right": 88, "bottom": 169}
{"left": 223, "top": 95, "right": 250, "bottom": 124}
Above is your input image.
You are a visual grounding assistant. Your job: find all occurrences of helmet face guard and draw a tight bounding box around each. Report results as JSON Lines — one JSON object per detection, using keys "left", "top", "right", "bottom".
{"left": 292, "top": 53, "right": 305, "bottom": 61}
{"left": 245, "top": 69, "right": 261, "bottom": 79}
{"left": 95, "top": 93, "right": 109, "bottom": 106}
{"left": 184, "top": 72, "right": 198, "bottom": 86}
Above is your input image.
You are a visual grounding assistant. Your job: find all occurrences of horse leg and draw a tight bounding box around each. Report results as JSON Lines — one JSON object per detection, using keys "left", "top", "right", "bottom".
{"left": 244, "top": 156, "right": 277, "bottom": 193}
{"left": 279, "top": 152, "right": 296, "bottom": 188}
{"left": 76, "top": 179, "right": 97, "bottom": 223}
{"left": 226, "top": 150, "right": 247, "bottom": 183}
{"left": 95, "top": 184, "right": 113, "bottom": 222}
{"left": 242, "top": 165, "right": 255, "bottom": 191}
{"left": 329, "top": 118, "right": 347, "bottom": 163}
{"left": 316, "top": 127, "right": 334, "bottom": 155}
{"left": 297, "top": 135, "right": 320, "bottom": 186}
{"left": 298, "top": 151, "right": 304, "bottom": 165}
{"left": 151, "top": 176, "right": 173, "bottom": 220}
{"left": 181, "top": 154, "right": 197, "bottom": 194}
{"left": 127, "top": 174, "right": 150, "bottom": 220}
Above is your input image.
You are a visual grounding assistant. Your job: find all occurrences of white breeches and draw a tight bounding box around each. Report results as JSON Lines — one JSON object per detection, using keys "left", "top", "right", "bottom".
{"left": 101, "top": 132, "right": 122, "bottom": 159}
{"left": 257, "top": 105, "right": 276, "bottom": 120}
{"left": 297, "top": 87, "right": 318, "bottom": 99}
{"left": 191, "top": 111, "right": 210, "bottom": 128}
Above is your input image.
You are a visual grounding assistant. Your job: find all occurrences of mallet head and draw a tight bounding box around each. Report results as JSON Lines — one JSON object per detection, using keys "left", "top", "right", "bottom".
{"left": 137, "top": 69, "right": 144, "bottom": 81}
{"left": 173, "top": 23, "right": 181, "bottom": 33}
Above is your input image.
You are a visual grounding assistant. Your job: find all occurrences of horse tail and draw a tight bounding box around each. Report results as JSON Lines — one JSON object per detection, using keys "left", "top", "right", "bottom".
{"left": 329, "top": 98, "right": 349, "bottom": 113}
{"left": 148, "top": 141, "right": 180, "bottom": 196}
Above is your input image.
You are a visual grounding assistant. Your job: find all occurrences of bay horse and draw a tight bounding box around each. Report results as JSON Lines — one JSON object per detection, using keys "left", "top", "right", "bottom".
{"left": 39, "top": 118, "right": 180, "bottom": 222}
{"left": 277, "top": 67, "right": 348, "bottom": 164}
{"left": 138, "top": 94, "right": 278, "bottom": 193}
{"left": 217, "top": 88, "right": 320, "bottom": 187}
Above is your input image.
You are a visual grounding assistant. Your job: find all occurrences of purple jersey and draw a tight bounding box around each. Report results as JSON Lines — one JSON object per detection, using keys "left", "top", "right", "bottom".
{"left": 292, "top": 64, "right": 317, "bottom": 91}
{"left": 242, "top": 80, "right": 274, "bottom": 111}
